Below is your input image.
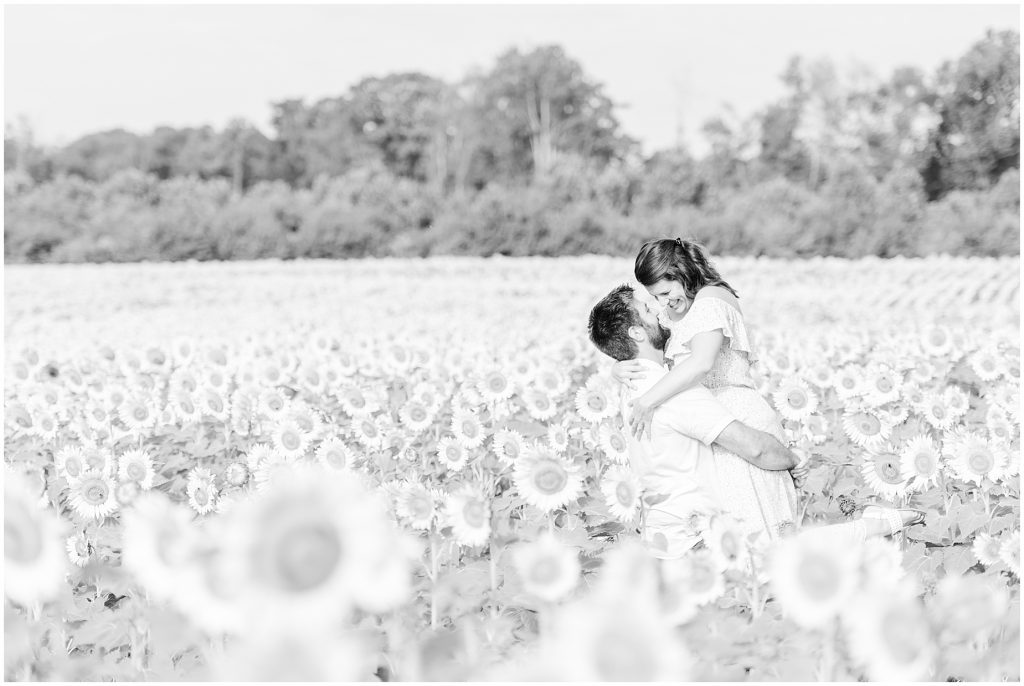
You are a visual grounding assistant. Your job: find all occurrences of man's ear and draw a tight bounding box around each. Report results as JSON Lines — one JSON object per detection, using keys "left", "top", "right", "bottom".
{"left": 627, "top": 325, "right": 646, "bottom": 343}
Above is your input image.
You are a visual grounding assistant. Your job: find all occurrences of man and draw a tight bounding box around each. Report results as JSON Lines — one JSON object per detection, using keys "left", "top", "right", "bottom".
{"left": 588, "top": 284, "right": 807, "bottom": 558}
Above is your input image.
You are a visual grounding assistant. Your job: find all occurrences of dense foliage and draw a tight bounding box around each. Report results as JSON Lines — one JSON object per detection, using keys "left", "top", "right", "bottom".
{"left": 4, "top": 257, "right": 1020, "bottom": 681}
{"left": 4, "top": 32, "right": 1019, "bottom": 261}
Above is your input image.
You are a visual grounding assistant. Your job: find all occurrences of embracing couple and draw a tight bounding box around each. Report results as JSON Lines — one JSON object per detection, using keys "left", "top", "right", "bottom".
{"left": 588, "top": 238, "right": 924, "bottom": 559}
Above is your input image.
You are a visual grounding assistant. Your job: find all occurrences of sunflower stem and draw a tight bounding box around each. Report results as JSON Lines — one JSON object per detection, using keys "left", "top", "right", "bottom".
{"left": 429, "top": 532, "right": 438, "bottom": 631}
{"left": 817, "top": 619, "right": 837, "bottom": 680}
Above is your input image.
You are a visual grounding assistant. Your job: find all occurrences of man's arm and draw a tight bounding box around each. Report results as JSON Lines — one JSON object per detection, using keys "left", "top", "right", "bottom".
{"left": 714, "top": 421, "right": 799, "bottom": 471}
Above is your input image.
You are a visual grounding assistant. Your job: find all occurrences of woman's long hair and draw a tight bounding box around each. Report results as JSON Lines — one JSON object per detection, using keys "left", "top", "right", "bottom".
{"left": 634, "top": 238, "right": 738, "bottom": 299}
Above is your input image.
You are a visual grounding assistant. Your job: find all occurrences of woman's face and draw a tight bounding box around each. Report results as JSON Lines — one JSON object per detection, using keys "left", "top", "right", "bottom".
{"left": 644, "top": 279, "right": 691, "bottom": 317}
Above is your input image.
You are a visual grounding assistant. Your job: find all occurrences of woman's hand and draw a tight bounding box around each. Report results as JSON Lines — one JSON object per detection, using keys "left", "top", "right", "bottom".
{"left": 610, "top": 359, "right": 646, "bottom": 390}
{"left": 628, "top": 397, "right": 656, "bottom": 441}
{"left": 790, "top": 447, "right": 812, "bottom": 489}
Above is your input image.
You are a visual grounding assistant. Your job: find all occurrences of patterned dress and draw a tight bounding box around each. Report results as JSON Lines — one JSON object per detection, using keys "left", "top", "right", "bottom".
{"left": 661, "top": 296, "right": 798, "bottom": 543}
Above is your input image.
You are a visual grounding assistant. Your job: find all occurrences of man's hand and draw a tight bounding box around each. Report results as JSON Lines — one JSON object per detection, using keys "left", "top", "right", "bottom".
{"left": 611, "top": 359, "right": 646, "bottom": 390}
{"left": 628, "top": 398, "right": 655, "bottom": 441}
{"left": 790, "top": 447, "right": 812, "bottom": 489}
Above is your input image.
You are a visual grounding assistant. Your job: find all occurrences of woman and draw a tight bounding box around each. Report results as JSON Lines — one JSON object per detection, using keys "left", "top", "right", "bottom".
{"left": 612, "top": 238, "right": 923, "bottom": 543}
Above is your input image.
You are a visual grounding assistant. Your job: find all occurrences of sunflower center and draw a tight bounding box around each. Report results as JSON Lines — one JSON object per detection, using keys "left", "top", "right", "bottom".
{"left": 92, "top": 408, "right": 106, "bottom": 421}
{"left": 594, "top": 630, "right": 656, "bottom": 681}
{"left": 462, "top": 500, "right": 486, "bottom": 528}
{"left": 503, "top": 441, "right": 520, "bottom": 459}
{"left": 533, "top": 463, "right": 568, "bottom": 495}
{"left": 207, "top": 397, "right": 223, "bottom": 413}
{"left": 361, "top": 421, "right": 377, "bottom": 437}
{"left": 609, "top": 434, "right": 626, "bottom": 452}
{"left": 324, "top": 450, "right": 346, "bottom": 469}
{"left": 126, "top": 462, "right": 146, "bottom": 480}
{"left": 842, "top": 378, "right": 856, "bottom": 389}
{"left": 615, "top": 481, "right": 635, "bottom": 507}
{"left": 875, "top": 457, "right": 904, "bottom": 484}
{"left": 931, "top": 405, "right": 946, "bottom": 420}
{"left": 527, "top": 555, "right": 561, "bottom": 585}
{"left": 408, "top": 496, "right": 432, "bottom": 519}
{"left": 64, "top": 456, "right": 83, "bottom": 477}
{"left": 856, "top": 414, "right": 881, "bottom": 435}
{"left": 913, "top": 453, "right": 936, "bottom": 475}
{"left": 4, "top": 504, "right": 43, "bottom": 563}
{"left": 488, "top": 376, "right": 506, "bottom": 392}
{"left": 269, "top": 521, "right": 342, "bottom": 592}
{"left": 461, "top": 421, "right": 478, "bottom": 438}
{"left": 797, "top": 555, "right": 840, "bottom": 601}
{"left": 786, "top": 390, "right": 807, "bottom": 409}
{"left": 282, "top": 432, "right": 301, "bottom": 451}
{"left": 410, "top": 406, "right": 426, "bottom": 422}
{"left": 587, "top": 394, "right": 606, "bottom": 411}
{"left": 876, "top": 377, "right": 893, "bottom": 393}
{"left": 83, "top": 479, "right": 109, "bottom": 505}
{"left": 929, "top": 330, "right": 946, "bottom": 346}
{"left": 720, "top": 531, "right": 740, "bottom": 559}
{"left": 134, "top": 407, "right": 148, "bottom": 420}
{"left": 967, "top": 451, "right": 993, "bottom": 474}
{"left": 444, "top": 445, "right": 461, "bottom": 462}
{"left": 880, "top": 605, "right": 926, "bottom": 664}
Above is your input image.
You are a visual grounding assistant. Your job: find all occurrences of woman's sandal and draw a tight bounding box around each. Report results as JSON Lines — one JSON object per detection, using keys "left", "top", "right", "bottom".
{"left": 861, "top": 505, "right": 926, "bottom": 536}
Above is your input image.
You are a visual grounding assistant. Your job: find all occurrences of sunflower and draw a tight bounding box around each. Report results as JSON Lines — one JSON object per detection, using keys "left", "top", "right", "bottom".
{"left": 860, "top": 365, "right": 902, "bottom": 407}
{"left": 5, "top": 471, "right": 67, "bottom": 607}
{"left": 901, "top": 383, "right": 926, "bottom": 407}
{"left": 574, "top": 384, "right": 616, "bottom": 424}
{"left": 118, "top": 447, "right": 156, "bottom": 490}
{"left": 1000, "top": 531, "right": 1020, "bottom": 576}
{"left": 338, "top": 386, "right": 378, "bottom": 418}
{"left": 315, "top": 437, "right": 353, "bottom": 472}
{"left": 660, "top": 548, "right": 725, "bottom": 606}
{"left": 435, "top": 436, "right": 468, "bottom": 472}
{"left": 66, "top": 532, "right": 92, "bottom": 567}
{"left": 802, "top": 414, "right": 830, "bottom": 445}
{"left": 947, "top": 430, "right": 1006, "bottom": 485}
{"left": 478, "top": 370, "right": 515, "bottom": 403}
{"left": 546, "top": 421, "right": 572, "bottom": 453}
{"left": 513, "top": 449, "right": 584, "bottom": 512}
{"left": 491, "top": 428, "right": 526, "bottom": 468}
{"left": 806, "top": 363, "right": 835, "bottom": 389}
{"left": 258, "top": 387, "right": 288, "bottom": 418}
{"left": 521, "top": 387, "right": 559, "bottom": 421}
{"left": 703, "top": 515, "right": 751, "bottom": 571}
{"left": 918, "top": 393, "right": 956, "bottom": 431}
{"left": 768, "top": 528, "right": 859, "bottom": 628}
{"left": 55, "top": 444, "right": 87, "bottom": 483}
{"left": 118, "top": 395, "right": 157, "bottom": 434}
{"left": 861, "top": 448, "right": 912, "bottom": 499}
{"left": 26, "top": 407, "right": 59, "bottom": 443}
{"left": 187, "top": 468, "right": 219, "bottom": 515}
{"left": 272, "top": 419, "right": 311, "bottom": 460}
{"left": 898, "top": 435, "right": 942, "bottom": 491}
{"left": 79, "top": 400, "right": 110, "bottom": 434}
{"left": 284, "top": 403, "right": 324, "bottom": 441}
{"left": 929, "top": 574, "right": 1008, "bottom": 642}
{"left": 969, "top": 346, "right": 1005, "bottom": 382}
{"left": 224, "top": 461, "right": 251, "bottom": 487}
{"left": 599, "top": 467, "right": 641, "bottom": 523}
{"left": 513, "top": 533, "right": 581, "bottom": 602}
{"left": 451, "top": 411, "right": 486, "bottom": 450}
{"left": 920, "top": 325, "right": 953, "bottom": 357}
{"left": 206, "top": 630, "right": 370, "bottom": 682}
{"left": 197, "top": 386, "right": 230, "bottom": 422}
{"left": 398, "top": 400, "right": 434, "bottom": 432}
{"left": 943, "top": 385, "right": 970, "bottom": 419}
{"left": 395, "top": 482, "right": 437, "bottom": 531}
{"left": 445, "top": 487, "right": 491, "bottom": 547}
{"left": 538, "top": 589, "right": 691, "bottom": 681}
{"left": 253, "top": 451, "right": 299, "bottom": 492}
{"left": 773, "top": 377, "right": 819, "bottom": 422}
{"left": 985, "top": 410, "right": 1015, "bottom": 444}
{"left": 842, "top": 580, "right": 935, "bottom": 682}
{"left": 297, "top": 363, "right": 328, "bottom": 396}
{"left": 842, "top": 407, "right": 891, "bottom": 448}
{"left": 833, "top": 366, "right": 863, "bottom": 400}
{"left": 971, "top": 531, "right": 1004, "bottom": 567}
{"left": 352, "top": 415, "right": 384, "bottom": 451}
{"left": 245, "top": 442, "right": 277, "bottom": 473}
{"left": 202, "top": 366, "right": 232, "bottom": 393}
{"left": 68, "top": 474, "right": 119, "bottom": 521}
{"left": 536, "top": 366, "right": 571, "bottom": 397}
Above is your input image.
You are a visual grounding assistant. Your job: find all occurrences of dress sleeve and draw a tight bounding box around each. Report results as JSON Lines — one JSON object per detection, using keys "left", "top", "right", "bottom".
{"left": 670, "top": 297, "right": 756, "bottom": 362}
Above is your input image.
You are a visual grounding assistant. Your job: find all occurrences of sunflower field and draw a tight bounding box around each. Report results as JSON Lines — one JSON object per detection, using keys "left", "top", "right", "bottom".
{"left": 4, "top": 255, "right": 1020, "bottom": 681}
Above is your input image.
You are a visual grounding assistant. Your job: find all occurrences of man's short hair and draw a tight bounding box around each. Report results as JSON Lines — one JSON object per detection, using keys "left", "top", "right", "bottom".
{"left": 588, "top": 284, "right": 642, "bottom": 361}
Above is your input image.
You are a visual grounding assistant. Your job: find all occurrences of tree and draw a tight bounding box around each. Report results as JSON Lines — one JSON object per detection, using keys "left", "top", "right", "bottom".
{"left": 922, "top": 30, "right": 1020, "bottom": 198}
{"left": 469, "top": 45, "right": 636, "bottom": 182}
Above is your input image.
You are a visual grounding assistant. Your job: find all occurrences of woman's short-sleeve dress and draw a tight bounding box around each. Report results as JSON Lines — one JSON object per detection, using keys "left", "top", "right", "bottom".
{"left": 661, "top": 296, "right": 798, "bottom": 542}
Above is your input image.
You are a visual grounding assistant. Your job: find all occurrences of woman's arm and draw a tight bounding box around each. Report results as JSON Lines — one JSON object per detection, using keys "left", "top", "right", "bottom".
{"left": 629, "top": 329, "right": 724, "bottom": 438}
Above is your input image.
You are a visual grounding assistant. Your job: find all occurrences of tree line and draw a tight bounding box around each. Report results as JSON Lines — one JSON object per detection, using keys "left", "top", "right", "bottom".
{"left": 4, "top": 31, "right": 1019, "bottom": 262}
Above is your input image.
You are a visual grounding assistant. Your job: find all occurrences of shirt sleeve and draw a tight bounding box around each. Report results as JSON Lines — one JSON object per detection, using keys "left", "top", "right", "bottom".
{"left": 653, "top": 384, "right": 736, "bottom": 446}
{"left": 668, "top": 297, "right": 755, "bottom": 363}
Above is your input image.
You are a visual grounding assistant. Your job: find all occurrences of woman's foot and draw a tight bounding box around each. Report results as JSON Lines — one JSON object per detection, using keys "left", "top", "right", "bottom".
{"left": 861, "top": 505, "right": 926, "bottom": 537}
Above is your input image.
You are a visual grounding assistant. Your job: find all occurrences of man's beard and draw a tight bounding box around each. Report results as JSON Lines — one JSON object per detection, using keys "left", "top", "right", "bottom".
{"left": 644, "top": 321, "right": 671, "bottom": 351}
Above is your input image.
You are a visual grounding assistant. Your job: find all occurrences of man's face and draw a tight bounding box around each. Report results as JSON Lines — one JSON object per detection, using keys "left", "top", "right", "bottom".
{"left": 633, "top": 298, "right": 671, "bottom": 351}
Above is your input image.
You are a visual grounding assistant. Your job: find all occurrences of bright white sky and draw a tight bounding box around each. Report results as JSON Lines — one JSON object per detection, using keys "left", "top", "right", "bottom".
{"left": 4, "top": 3, "right": 1019, "bottom": 156}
